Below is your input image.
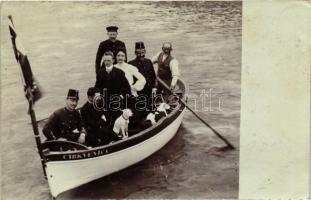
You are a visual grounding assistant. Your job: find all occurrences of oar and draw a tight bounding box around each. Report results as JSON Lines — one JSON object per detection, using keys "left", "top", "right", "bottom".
{"left": 157, "top": 77, "right": 235, "bottom": 150}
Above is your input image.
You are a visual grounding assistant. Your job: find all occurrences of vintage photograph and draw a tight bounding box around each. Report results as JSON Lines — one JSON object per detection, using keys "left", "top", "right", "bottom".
{"left": 1, "top": 1, "right": 241, "bottom": 199}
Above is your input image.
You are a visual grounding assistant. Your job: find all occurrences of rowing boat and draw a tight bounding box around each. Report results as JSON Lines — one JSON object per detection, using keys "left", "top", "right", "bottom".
{"left": 41, "top": 79, "right": 188, "bottom": 198}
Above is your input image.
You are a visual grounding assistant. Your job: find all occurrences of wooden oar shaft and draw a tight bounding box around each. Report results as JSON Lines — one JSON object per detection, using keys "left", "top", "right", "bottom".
{"left": 157, "top": 77, "right": 235, "bottom": 149}
{"left": 182, "top": 102, "right": 234, "bottom": 149}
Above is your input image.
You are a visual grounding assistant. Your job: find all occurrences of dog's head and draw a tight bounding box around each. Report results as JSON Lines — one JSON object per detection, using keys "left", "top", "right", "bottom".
{"left": 157, "top": 103, "right": 170, "bottom": 113}
{"left": 122, "top": 109, "right": 133, "bottom": 119}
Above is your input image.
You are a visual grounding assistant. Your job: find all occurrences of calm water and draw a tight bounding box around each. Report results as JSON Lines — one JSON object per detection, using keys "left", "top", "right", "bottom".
{"left": 1, "top": 1, "right": 241, "bottom": 199}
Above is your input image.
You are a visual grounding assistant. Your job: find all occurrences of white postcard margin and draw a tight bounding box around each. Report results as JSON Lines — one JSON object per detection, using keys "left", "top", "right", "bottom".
{"left": 239, "top": 1, "right": 311, "bottom": 199}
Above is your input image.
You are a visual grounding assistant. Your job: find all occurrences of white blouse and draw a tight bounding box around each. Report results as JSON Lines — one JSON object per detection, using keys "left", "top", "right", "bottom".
{"left": 114, "top": 62, "right": 146, "bottom": 96}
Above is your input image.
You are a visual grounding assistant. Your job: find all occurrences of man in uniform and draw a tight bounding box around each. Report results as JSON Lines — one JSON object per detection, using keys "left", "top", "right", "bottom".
{"left": 95, "top": 26, "right": 127, "bottom": 74}
{"left": 128, "top": 41, "right": 157, "bottom": 113}
{"left": 95, "top": 51, "right": 131, "bottom": 123}
{"left": 42, "top": 89, "right": 86, "bottom": 144}
{"left": 152, "top": 42, "right": 180, "bottom": 91}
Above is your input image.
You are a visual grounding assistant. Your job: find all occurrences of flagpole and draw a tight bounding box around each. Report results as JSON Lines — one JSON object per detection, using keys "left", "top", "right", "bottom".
{"left": 26, "top": 87, "right": 47, "bottom": 178}
{"left": 8, "top": 15, "right": 47, "bottom": 179}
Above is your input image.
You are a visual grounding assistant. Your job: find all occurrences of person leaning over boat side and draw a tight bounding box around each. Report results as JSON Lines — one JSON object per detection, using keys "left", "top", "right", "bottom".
{"left": 151, "top": 42, "right": 180, "bottom": 91}
{"left": 128, "top": 42, "right": 157, "bottom": 114}
{"left": 80, "top": 87, "right": 119, "bottom": 146}
{"left": 95, "top": 51, "right": 131, "bottom": 123}
{"left": 95, "top": 26, "right": 127, "bottom": 75}
{"left": 42, "top": 89, "right": 86, "bottom": 143}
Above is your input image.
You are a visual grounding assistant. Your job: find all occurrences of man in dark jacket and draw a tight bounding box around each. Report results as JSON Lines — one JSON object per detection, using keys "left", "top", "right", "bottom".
{"left": 128, "top": 42, "right": 157, "bottom": 114}
{"left": 42, "top": 89, "right": 86, "bottom": 143}
{"left": 80, "top": 87, "right": 119, "bottom": 146}
{"left": 95, "top": 51, "right": 131, "bottom": 122}
{"left": 95, "top": 26, "right": 127, "bottom": 74}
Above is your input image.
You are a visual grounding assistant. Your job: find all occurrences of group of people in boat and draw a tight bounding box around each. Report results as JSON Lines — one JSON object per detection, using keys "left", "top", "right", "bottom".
{"left": 42, "top": 25, "right": 180, "bottom": 147}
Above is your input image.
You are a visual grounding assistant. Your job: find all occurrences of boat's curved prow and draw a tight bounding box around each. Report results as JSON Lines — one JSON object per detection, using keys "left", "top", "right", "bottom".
{"left": 44, "top": 79, "right": 188, "bottom": 198}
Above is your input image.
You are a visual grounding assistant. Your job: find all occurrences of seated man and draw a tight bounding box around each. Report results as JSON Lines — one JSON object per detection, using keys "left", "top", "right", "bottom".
{"left": 80, "top": 87, "right": 119, "bottom": 146}
{"left": 42, "top": 89, "right": 86, "bottom": 144}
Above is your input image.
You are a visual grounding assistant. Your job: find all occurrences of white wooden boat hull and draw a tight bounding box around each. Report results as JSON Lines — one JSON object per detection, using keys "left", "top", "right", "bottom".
{"left": 46, "top": 108, "right": 185, "bottom": 198}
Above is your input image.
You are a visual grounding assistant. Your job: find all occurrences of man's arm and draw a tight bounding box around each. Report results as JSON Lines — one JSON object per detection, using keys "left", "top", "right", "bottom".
{"left": 132, "top": 67, "right": 146, "bottom": 92}
{"left": 80, "top": 107, "right": 97, "bottom": 130}
{"left": 169, "top": 59, "right": 180, "bottom": 88}
{"left": 77, "top": 111, "right": 87, "bottom": 144}
{"left": 42, "top": 112, "right": 59, "bottom": 140}
{"left": 151, "top": 51, "right": 161, "bottom": 64}
{"left": 95, "top": 43, "right": 104, "bottom": 73}
{"left": 76, "top": 110, "right": 87, "bottom": 133}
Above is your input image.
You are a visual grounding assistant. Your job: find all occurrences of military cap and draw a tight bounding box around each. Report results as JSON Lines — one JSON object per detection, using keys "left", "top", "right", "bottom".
{"left": 106, "top": 26, "right": 119, "bottom": 32}
{"left": 135, "top": 41, "right": 145, "bottom": 50}
{"left": 67, "top": 89, "right": 79, "bottom": 100}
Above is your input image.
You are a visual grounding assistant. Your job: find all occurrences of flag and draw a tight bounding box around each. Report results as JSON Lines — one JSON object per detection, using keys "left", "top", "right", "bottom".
{"left": 8, "top": 15, "right": 42, "bottom": 103}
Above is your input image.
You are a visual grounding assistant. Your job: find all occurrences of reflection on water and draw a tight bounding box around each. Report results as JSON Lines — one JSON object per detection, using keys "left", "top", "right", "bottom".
{"left": 1, "top": 1, "right": 241, "bottom": 199}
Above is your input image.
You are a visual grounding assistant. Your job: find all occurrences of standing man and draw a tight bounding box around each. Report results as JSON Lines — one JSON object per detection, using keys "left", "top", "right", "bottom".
{"left": 152, "top": 42, "right": 180, "bottom": 90}
{"left": 128, "top": 42, "right": 157, "bottom": 112}
{"left": 95, "top": 26, "right": 127, "bottom": 74}
{"left": 42, "top": 89, "right": 86, "bottom": 144}
{"left": 95, "top": 51, "right": 131, "bottom": 122}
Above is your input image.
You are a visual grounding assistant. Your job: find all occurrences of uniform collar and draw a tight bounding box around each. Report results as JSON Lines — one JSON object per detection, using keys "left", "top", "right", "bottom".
{"left": 108, "top": 39, "right": 117, "bottom": 43}
{"left": 64, "top": 107, "right": 75, "bottom": 113}
{"left": 136, "top": 57, "right": 145, "bottom": 62}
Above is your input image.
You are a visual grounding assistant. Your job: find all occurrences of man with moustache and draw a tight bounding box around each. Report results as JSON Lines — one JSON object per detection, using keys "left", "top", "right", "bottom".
{"left": 152, "top": 42, "right": 180, "bottom": 91}
{"left": 42, "top": 89, "right": 86, "bottom": 144}
{"left": 95, "top": 51, "right": 131, "bottom": 123}
{"left": 95, "top": 26, "right": 127, "bottom": 74}
{"left": 128, "top": 42, "right": 157, "bottom": 113}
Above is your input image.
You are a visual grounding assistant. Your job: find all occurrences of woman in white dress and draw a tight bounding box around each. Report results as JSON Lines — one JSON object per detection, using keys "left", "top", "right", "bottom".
{"left": 114, "top": 49, "right": 147, "bottom": 132}
{"left": 114, "top": 50, "right": 146, "bottom": 97}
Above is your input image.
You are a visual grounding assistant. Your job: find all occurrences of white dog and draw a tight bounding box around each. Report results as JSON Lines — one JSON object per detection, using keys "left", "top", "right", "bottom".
{"left": 146, "top": 112, "right": 157, "bottom": 125}
{"left": 156, "top": 102, "right": 171, "bottom": 116}
{"left": 113, "top": 109, "right": 133, "bottom": 139}
{"left": 143, "top": 103, "right": 171, "bottom": 128}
